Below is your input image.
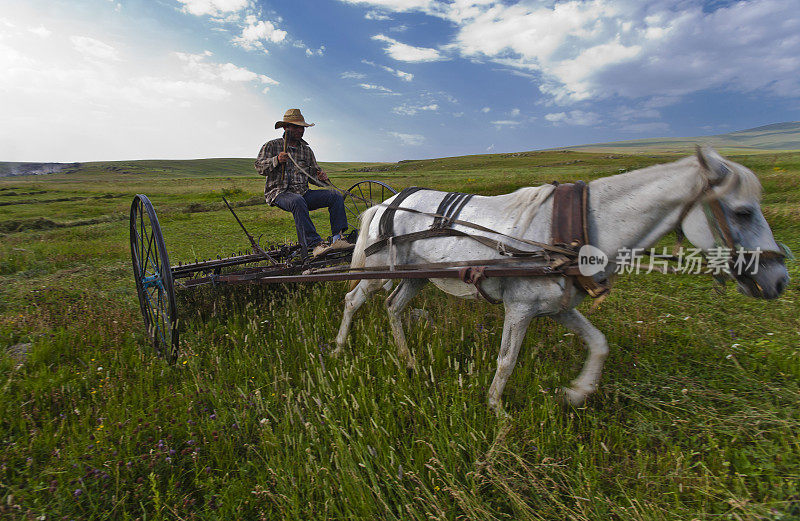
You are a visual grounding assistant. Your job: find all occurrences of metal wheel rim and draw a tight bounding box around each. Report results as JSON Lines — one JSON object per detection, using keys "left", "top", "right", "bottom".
{"left": 129, "top": 194, "right": 179, "bottom": 362}
{"left": 344, "top": 180, "right": 397, "bottom": 227}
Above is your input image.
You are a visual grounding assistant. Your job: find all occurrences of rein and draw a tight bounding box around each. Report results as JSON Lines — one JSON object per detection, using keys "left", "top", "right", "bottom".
{"left": 284, "top": 150, "right": 577, "bottom": 258}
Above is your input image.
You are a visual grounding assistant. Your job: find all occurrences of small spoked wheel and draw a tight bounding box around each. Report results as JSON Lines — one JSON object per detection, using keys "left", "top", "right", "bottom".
{"left": 343, "top": 180, "right": 397, "bottom": 226}
{"left": 130, "top": 194, "right": 178, "bottom": 362}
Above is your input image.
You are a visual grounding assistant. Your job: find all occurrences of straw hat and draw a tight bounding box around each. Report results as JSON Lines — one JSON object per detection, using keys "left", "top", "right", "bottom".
{"left": 275, "top": 108, "right": 315, "bottom": 129}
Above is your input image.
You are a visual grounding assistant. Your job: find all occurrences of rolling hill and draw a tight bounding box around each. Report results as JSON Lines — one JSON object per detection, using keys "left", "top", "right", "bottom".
{"left": 562, "top": 122, "right": 800, "bottom": 153}
{"left": 1, "top": 122, "right": 798, "bottom": 177}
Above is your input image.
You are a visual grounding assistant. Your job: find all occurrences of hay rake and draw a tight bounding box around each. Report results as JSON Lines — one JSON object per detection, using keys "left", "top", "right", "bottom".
{"left": 129, "top": 181, "right": 397, "bottom": 362}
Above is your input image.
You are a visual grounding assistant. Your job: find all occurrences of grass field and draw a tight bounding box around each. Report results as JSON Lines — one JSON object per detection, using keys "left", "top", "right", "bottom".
{"left": 1, "top": 150, "right": 798, "bottom": 520}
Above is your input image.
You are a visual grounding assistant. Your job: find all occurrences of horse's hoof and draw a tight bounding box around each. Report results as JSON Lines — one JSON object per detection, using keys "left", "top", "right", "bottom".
{"left": 403, "top": 357, "right": 417, "bottom": 374}
{"left": 495, "top": 407, "right": 511, "bottom": 420}
{"left": 488, "top": 400, "right": 510, "bottom": 419}
{"left": 560, "top": 387, "right": 588, "bottom": 407}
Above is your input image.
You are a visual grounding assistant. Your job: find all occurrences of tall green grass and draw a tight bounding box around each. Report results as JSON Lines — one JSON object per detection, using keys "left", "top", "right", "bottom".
{"left": 1, "top": 150, "right": 798, "bottom": 519}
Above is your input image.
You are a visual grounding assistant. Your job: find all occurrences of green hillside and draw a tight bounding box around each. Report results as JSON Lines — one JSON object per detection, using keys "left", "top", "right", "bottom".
{"left": 564, "top": 122, "right": 800, "bottom": 153}
{"left": 2, "top": 122, "right": 798, "bottom": 179}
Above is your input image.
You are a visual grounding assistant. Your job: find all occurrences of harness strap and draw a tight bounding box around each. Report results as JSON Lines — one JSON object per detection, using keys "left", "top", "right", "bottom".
{"left": 379, "top": 186, "right": 425, "bottom": 240}
{"left": 364, "top": 227, "right": 554, "bottom": 258}
{"left": 459, "top": 266, "right": 502, "bottom": 304}
{"left": 432, "top": 192, "right": 460, "bottom": 228}
{"left": 551, "top": 181, "right": 588, "bottom": 247}
{"left": 433, "top": 192, "right": 475, "bottom": 229}
{"left": 366, "top": 203, "right": 576, "bottom": 257}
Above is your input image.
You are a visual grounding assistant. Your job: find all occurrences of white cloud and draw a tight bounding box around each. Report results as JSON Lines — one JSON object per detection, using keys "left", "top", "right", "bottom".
{"left": 176, "top": 0, "right": 249, "bottom": 17}
{"left": 480, "top": 107, "right": 490, "bottom": 113}
{"left": 509, "top": 108, "right": 520, "bottom": 117}
{"left": 372, "top": 34, "right": 444, "bottom": 62}
{"left": 389, "top": 131, "right": 425, "bottom": 145}
{"left": 345, "top": 0, "right": 800, "bottom": 105}
{"left": 360, "top": 83, "right": 397, "bottom": 94}
{"left": 341, "top": 71, "right": 367, "bottom": 79}
{"left": 365, "top": 10, "right": 391, "bottom": 20}
{"left": 71, "top": 35, "right": 120, "bottom": 61}
{"left": 29, "top": 25, "right": 51, "bottom": 38}
{"left": 232, "top": 15, "right": 287, "bottom": 51}
{"left": 362, "top": 59, "right": 413, "bottom": 81}
{"left": 340, "top": 0, "right": 437, "bottom": 12}
{"left": 175, "top": 52, "right": 278, "bottom": 85}
{"left": 305, "top": 46, "right": 325, "bottom": 57}
{"left": 393, "top": 103, "right": 438, "bottom": 115}
{"left": 491, "top": 120, "right": 520, "bottom": 127}
{"left": 545, "top": 110, "right": 600, "bottom": 126}
{"left": 382, "top": 64, "right": 413, "bottom": 81}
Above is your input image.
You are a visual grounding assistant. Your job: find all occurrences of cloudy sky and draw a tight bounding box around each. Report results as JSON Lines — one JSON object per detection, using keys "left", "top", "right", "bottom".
{"left": 1, "top": 0, "right": 799, "bottom": 162}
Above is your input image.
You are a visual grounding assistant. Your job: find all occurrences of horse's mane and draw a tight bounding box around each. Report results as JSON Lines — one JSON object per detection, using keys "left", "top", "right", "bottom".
{"left": 504, "top": 184, "right": 557, "bottom": 230}
{"left": 701, "top": 156, "right": 762, "bottom": 202}
{"left": 593, "top": 155, "right": 762, "bottom": 203}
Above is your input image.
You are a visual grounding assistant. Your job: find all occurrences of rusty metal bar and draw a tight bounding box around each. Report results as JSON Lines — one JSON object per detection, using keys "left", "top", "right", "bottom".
{"left": 216, "top": 265, "right": 561, "bottom": 286}
{"left": 172, "top": 252, "right": 275, "bottom": 278}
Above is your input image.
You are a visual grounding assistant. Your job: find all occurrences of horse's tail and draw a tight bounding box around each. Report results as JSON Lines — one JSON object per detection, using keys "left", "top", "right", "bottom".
{"left": 348, "top": 204, "right": 380, "bottom": 291}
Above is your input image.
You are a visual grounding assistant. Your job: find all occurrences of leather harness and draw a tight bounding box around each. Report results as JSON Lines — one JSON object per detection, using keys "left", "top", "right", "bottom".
{"left": 365, "top": 184, "right": 611, "bottom": 304}
{"left": 361, "top": 166, "right": 789, "bottom": 304}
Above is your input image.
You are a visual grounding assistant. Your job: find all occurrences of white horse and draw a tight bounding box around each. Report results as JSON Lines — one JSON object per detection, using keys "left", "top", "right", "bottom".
{"left": 335, "top": 147, "right": 789, "bottom": 413}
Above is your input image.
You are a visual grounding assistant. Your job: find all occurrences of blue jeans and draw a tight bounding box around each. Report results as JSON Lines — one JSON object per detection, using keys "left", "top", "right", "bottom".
{"left": 273, "top": 189, "right": 349, "bottom": 250}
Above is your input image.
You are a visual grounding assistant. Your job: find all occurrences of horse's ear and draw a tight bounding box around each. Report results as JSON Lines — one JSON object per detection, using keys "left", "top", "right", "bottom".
{"left": 695, "top": 145, "right": 730, "bottom": 186}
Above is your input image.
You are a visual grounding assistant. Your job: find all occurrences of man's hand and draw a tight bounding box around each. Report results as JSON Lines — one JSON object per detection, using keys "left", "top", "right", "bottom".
{"left": 277, "top": 151, "right": 288, "bottom": 164}
{"left": 317, "top": 170, "right": 329, "bottom": 183}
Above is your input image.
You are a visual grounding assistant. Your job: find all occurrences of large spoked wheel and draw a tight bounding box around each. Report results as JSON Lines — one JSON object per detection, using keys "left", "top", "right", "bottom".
{"left": 343, "top": 180, "right": 397, "bottom": 226}
{"left": 130, "top": 194, "right": 179, "bottom": 363}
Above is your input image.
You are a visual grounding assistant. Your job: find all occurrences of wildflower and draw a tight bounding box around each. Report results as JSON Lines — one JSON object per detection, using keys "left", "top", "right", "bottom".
{"left": 74, "top": 489, "right": 82, "bottom": 499}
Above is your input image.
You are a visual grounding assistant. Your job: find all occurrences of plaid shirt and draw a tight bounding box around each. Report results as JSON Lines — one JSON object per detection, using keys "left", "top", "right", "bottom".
{"left": 255, "top": 137, "right": 322, "bottom": 205}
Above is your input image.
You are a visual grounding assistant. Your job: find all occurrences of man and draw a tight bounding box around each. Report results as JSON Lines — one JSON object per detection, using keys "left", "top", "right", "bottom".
{"left": 255, "top": 108, "right": 349, "bottom": 257}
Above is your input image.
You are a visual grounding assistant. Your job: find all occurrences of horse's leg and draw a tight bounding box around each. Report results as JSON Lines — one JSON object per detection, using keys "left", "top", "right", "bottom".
{"left": 487, "top": 302, "right": 535, "bottom": 415}
{"left": 385, "top": 279, "right": 426, "bottom": 370}
{"left": 551, "top": 308, "right": 609, "bottom": 406}
{"left": 334, "top": 278, "right": 384, "bottom": 355}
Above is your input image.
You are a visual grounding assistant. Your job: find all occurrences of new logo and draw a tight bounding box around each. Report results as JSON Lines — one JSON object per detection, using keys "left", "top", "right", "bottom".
{"left": 578, "top": 245, "right": 608, "bottom": 276}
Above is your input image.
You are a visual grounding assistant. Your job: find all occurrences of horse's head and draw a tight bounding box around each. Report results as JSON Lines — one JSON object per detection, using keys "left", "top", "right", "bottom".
{"left": 679, "top": 146, "right": 789, "bottom": 300}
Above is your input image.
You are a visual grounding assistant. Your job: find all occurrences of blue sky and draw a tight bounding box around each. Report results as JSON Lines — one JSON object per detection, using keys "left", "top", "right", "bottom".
{"left": 1, "top": 0, "right": 799, "bottom": 162}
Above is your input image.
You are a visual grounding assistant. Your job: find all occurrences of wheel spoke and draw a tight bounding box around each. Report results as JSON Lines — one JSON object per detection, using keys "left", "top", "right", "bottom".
{"left": 143, "top": 227, "right": 156, "bottom": 275}
{"left": 358, "top": 184, "right": 367, "bottom": 207}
